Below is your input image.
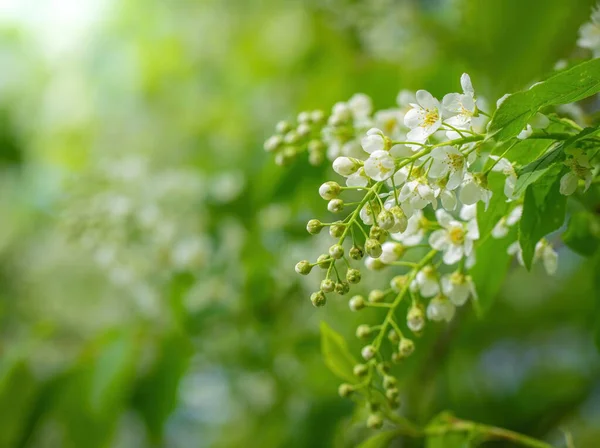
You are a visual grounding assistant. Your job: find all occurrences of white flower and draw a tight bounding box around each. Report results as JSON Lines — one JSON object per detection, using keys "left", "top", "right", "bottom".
{"left": 442, "top": 73, "right": 477, "bottom": 138}
{"left": 361, "top": 128, "right": 387, "bottom": 153}
{"left": 459, "top": 203, "right": 477, "bottom": 221}
{"left": 429, "top": 146, "right": 466, "bottom": 190}
{"left": 459, "top": 173, "right": 492, "bottom": 209}
{"left": 333, "top": 156, "right": 359, "bottom": 177}
{"left": 341, "top": 140, "right": 367, "bottom": 159}
{"left": 397, "top": 90, "right": 416, "bottom": 108}
{"left": 426, "top": 295, "right": 456, "bottom": 322}
{"left": 404, "top": 90, "right": 442, "bottom": 143}
{"left": 517, "top": 124, "right": 533, "bottom": 140}
{"left": 380, "top": 242, "right": 405, "bottom": 264}
{"left": 441, "top": 272, "right": 477, "bottom": 306}
{"left": 560, "top": 152, "right": 593, "bottom": 196}
{"left": 360, "top": 202, "right": 380, "bottom": 225}
{"left": 391, "top": 210, "right": 425, "bottom": 245}
{"left": 491, "top": 205, "right": 522, "bottom": 239}
{"left": 346, "top": 168, "right": 369, "bottom": 188}
{"left": 507, "top": 239, "right": 558, "bottom": 275}
{"left": 429, "top": 209, "right": 479, "bottom": 265}
{"left": 348, "top": 93, "right": 373, "bottom": 120}
{"left": 578, "top": 6, "right": 600, "bottom": 56}
{"left": 414, "top": 265, "right": 440, "bottom": 297}
{"left": 399, "top": 179, "right": 438, "bottom": 216}
{"left": 374, "top": 109, "right": 405, "bottom": 139}
{"left": 364, "top": 150, "right": 395, "bottom": 181}
{"left": 439, "top": 188, "right": 457, "bottom": 211}
{"left": 490, "top": 156, "right": 518, "bottom": 199}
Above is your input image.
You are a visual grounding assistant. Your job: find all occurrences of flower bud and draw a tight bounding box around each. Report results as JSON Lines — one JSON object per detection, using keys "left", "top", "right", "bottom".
{"left": 398, "top": 338, "right": 415, "bottom": 357}
{"left": 296, "top": 123, "right": 311, "bottom": 137}
{"left": 377, "top": 210, "right": 395, "bottom": 230}
{"left": 383, "top": 375, "right": 397, "bottom": 389}
{"left": 407, "top": 305, "right": 425, "bottom": 333}
{"left": 368, "top": 289, "right": 385, "bottom": 303}
{"left": 306, "top": 219, "right": 323, "bottom": 235}
{"left": 333, "top": 157, "right": 359, "bottom": 176}
{"left": 308, "top": 139, "right": 325, "bottom": 153}
{"left": 391, "top": 352, "right": 402, "bottom": 364}
{"left": 308, "top": 151, "right": 324, "bottom": 166}
{"left": 365, "top": 256, "right": 385, "bottom": 271}
{"left": 369, "top": 226, "right": 388, "bottom": 243}
{"left": 380, "top": 242, "right": 405, "bottom": 264}
{"left": 338, "top": 383, "right": 354, "bottom": 398}
{"left": 310, "top": 291, "right": 327, "bottom": 307}
{"left": 377, "top": 362, "right": 391, "bottom": 374}
{"left": 329, "top": 244, "right": 344, "bottom": 259}
{"left": 386, "top": 387, "right": 400, "bottom": 400}
{"left": 327, "top": 199, "right": 344, "bottom": 213}
{"left": 365, "top": 239, "right": 382, "bottom": 258}
{"left": 284, "top": 130, "right": 300, "bottom": 145}
{"left": 389, "top": 206, "right": 408, "bottom": 233}
{"left": 311, "top": 110, "right": 325, "bottom": 124}
{"left": 264, "top": 135, "right": 283, "bottom": 153}
{"left": 319, "top": 181, "right": 342, "bottom": 200}
{"left": 295, "top": 260, "right": 312, "bottom": 275}
{"left": 390, "top": 275, "right": 408, "bottom": 293}
{"left": 353, "top": 363, "right": 369, "bottom": 377}
{"left": 316, "top": 254, "right": 331, "bottom": 269}
{"left": 355, "top": 324, "right": 372, "bottom": 339}
{"left": 346, "top": 268, "right": 361, "bottom": 284}
{"left": 387, "top": 329, "right": 400, "bottom": 343}
{"left": 361, "top": 344, "right": 376, "bottom": 360}
{"left": 329, "top": 223, "right": 345, "bottom": 238}
{"left": 276, "top": 120, "right": 292, "bottom": 134}
{"left": 349, "top": 245, "right": 364, "bottom": 260}
{"left": 321, "top": 278, "right": 335, "bottom": 293}
{"left": 366, "top": 413, "right": 384, "bottom": 430}
{"left": 297, "top": 111, "right": 311, "bottom": 123}
{"left": 335, "top": 281, "right": 350, "bottom": 295}
{"left": 349, "top": 295, "right": 366, "bottom": 311}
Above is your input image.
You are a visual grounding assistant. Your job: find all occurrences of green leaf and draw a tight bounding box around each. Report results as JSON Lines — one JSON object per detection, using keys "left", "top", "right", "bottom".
{"left": 562, "top": 211, "right": 600, "bottom": 256}
{"left": 0, "top": 360, "right": 38, "bottom": 447}
{"left": 513, "top": 127, "right": 600, "bottom": 197}
{"left": 488, "top": 59, "right": 600, "bottom": 142}
{"left": 470, "top": 228, "right": 514, "bottom": 315}
{"left": 519, "top": 165, "right": 567, "bottom": 270}
{"left": 426, "top": 412, "right": 473, "bottom": 448}
{"left": 320, "top": 321, "right": 357, "bottom": 382}
{"left": 477, "top": 172, "right": 509, "bottom": 239}
{"left": 357, "top": 430, "right": 401, "bottom": 448}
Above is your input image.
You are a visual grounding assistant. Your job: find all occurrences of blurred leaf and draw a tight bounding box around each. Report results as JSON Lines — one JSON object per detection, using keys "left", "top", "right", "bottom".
{"left": 563, "top": 211, "right": 600, "bottom": 256}
{"left": 357, "top": 430, "right": 401, "bottom": 448}
{"left": 514, "top": 127, "right": 600, "bottom": 196}
{"left": 320, "top": 321, "right": 357, "bottom": 383}
{"left": 488, "top": 58, "right": 600, "bottom": 142}
{"left": 477, "top": 172, "right": 508, "bottom": 238}
{"left": 426, "top": 412, "right": 472, "bottom": 448}
{"left": 132, "top": 331, "right": 193, "bottom": 443}
{"left": 0, "top": 360, "right": 37, "bottom": 447}
{"left": 519, "top": 165, "right": 567, "bottom": 269}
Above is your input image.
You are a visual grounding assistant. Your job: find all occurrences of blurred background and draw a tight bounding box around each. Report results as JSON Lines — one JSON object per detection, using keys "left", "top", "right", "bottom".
{"left": 0, "top": 0, "right": 599, "bottom": 447}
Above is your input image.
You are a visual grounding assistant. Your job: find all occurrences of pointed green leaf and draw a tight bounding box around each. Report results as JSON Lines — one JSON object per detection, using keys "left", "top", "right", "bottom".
{"left": 488, "top": 59, "right": 600, "bottom": 142}
{"left": 320, "top": 321, "right": 357, "bottom": 382}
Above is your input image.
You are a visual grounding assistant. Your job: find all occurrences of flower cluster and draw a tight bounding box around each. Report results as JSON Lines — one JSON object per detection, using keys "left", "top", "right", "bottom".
{"left": 578, "top": 5, "right": 600, "bottom": 57}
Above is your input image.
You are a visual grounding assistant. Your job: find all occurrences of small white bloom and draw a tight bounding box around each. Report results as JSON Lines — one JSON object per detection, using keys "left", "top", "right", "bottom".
{"left": 491, "top": 205, "right": 523, "bottom": 239}
{"left": 442, "top": 73, "right": 477, "bottom": 138}
{"left": 348, "top": 93, "right": 373, "bottom": 120}
{"left": 517, "top": 124, "right": 533, "bottom": 140}
{"left": 364, "top": 150, "right": 395, "bottom": 181}
{"left": 380, "top": 242, "right": 405, "bottom": 264}
{"left": 361, "top": 128, "right": 387, "bottom": 154}
{"left": 429, "top": 209, "right": 479, "bottom": 265}
{"left": 346, "top": 168, "right": 369, "bottom": 188}
{"left": 577, "top": 6, "right": 600, "bottom": 56}
{"left": 360, "top": 203, "right": 380, "bottom": 225}
{"left": 490, "top": 155, "right": 518, "bottom": 199}
{"left": 441, "top": 271, "right": 477, "bottom": 306}
{"left": 414, "top": 265, "right": 440, "bottom": 297}
{"left": 399, "top": 179, "right": 438, "bottom": 215}
{"left": 397, "top": 90, "right": 416, "bottom": 108}
{"left": 391, "top": 210, "right": 426, "bottom": 246}
{"left": 333, "top": 156, "right": 360, "bottom": 177}
{"left": 439, "top": 188, "right": 457, "bottom": 211}
{"left": 429, "top": 146, "right": 466, "bottom": 190}
{"left": 375, "top": 109, "right": 405, "bottom": 139}
{"left": 459, "top": 173, "right": 492, "bottom": 209}
{"left": 560, "top": 152, "right": 593, "bottom": 196}
{"left": 426, "top": 295, "right": 456, "bottom": 322}
{"left": 404, "top": 90, "right": 442, "bottom": 143}
{"left": 508, "top": 239, "right": 558, "bottom": 275}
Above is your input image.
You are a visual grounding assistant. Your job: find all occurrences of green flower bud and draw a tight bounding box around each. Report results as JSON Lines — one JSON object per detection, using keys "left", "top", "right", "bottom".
{"left": 310, "top": 291, "right": 327, "bottom": 307}
{"left": 316, "top": 254, "right": 331, "bottom": 269}
{"left": 276, "top": 120, "right": 292, "bottom": 134}
{"left": 387, "top": 329, "right": 400, "bottom": 343}
{"left": 369, "top": 226, "right": 388, "bottom": 243}
{"left": 377, "top": 362, "right": 391, "bottom": 374}
{"left": 367, "top": 413, "right": 384, "bottom": 430}
{"left": 308, "top": 150, "right": 324, "bottom": 166}
{"left": 264, "top": 135, "right": 283, "bottom": 153}
{"left": 329, "top": 222, "right": 345, "bottom": 238}
{"left": 389, "top": 206, "right": 408, "bottom": 233}
{"left": 349, "top": 245, "right": 364, "bottom": 260}
{"left": 361, "top": 344, "right": 376, "bottom": 360}
{"left": 377, "top": 210, "right": 395, "bottom": 230}
{"left": 365, "top": 239, "right": 382, "bottom": 258}
{"left": 284, "top": 130, "right": 300, "bottom": 145}
{"left": 306, "top": 219, "right": 323, "bottom": 235}
{"left": 329, "top": 244, "right": 344, "bottom": 259}
{"left": 398, "top": 338, "right": 415, "bottom": 357}
{"left": 308, "top": 139, "right": 325, "bottom": 153}
{"left": 390, "top": 275, "right": 408, "bottom": 293}
{"left": 319, "top": 181, "right": 342, "bottom": 200}
{"left": 295, "top": 260, "right": 312, "bottom": 275}
{"left": 320, "top": 278, "right": 335, "bottom": 293}
{"left": 368, "top": 289, "right": 385, "bottom": 303}
{"left": 327, "top": 198, "right": 344, "bottom": 213}
{"left": 353, "top": 363, "right": 369, "bottom": 377}
{"left": 297, "top": 111, "right": 311, "bottom": 123}
{"left": 335, "top": 281, "right": 350, "bottom": 295}
{"left": 296, "top": 123, "right": 311, "bottom": 137}
{"left": 355, "top": 324, "right": 372, "bottom": 339}
{"left": 383, "top": 375, "right": 397, "bottom": 389}
{"left": 386, "top": 387, "right": 399, "bottom": 400}
{"left": 407, "top": 304, "right": 425, "bottom": 333}
{"left": 346, "top": 268, "right": 361, "bottom": 284}
{"left": 338, "top": 383, "right": 354, "bottom": 398}
{"left": 311, "top": 110, "right": 325, "bottom": 124}
{"left": 349, "top": 295, "right": 365, "bottom": 311}
{"left": 391, "top": 352, "right": 402, "bottom": 364}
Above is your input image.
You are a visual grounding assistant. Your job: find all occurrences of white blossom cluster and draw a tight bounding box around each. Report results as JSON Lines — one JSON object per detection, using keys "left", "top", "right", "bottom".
{"left": 578, "top": 5, "right": 600, "bottom": 57}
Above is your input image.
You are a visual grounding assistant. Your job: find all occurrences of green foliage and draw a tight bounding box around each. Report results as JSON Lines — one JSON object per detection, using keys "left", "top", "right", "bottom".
{"left": 563, "top": 211, "right": 600, "bottom": 256}
{"left": 476, "top": 172, "right": 508, "bottom": 238}
{"left": 519, "top": 165, "right": 568, "bottom": 269}
{"left": 425, "top": 413, "right": 473, "bottom": 448}
{"left": 356, "top": 430, "right": 401, "bottom": 448}
{"left": 320, "top": 321, "right": 357, "bottom": 383}
{"left": 488, "top": 58, "right": 600, "bottom": 142}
